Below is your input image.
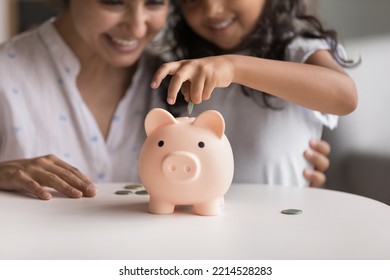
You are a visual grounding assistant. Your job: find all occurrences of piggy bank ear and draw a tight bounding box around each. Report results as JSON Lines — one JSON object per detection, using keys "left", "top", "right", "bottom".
{"left": 145, "top": 108, "right": 176, "bottom": 136}
{"left": 193, "top": 110, "right": 225, "bottom": 139}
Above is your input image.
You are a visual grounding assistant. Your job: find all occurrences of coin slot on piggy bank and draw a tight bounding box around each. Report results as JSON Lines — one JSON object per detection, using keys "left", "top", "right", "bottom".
{"left": 138, "top": 108, "right": 234, "bottom": 216}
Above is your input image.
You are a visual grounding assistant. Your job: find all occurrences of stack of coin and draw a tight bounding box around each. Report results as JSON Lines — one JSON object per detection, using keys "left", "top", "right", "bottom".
{"left": 115, "top": 184, "right": 148, "bottom": 195}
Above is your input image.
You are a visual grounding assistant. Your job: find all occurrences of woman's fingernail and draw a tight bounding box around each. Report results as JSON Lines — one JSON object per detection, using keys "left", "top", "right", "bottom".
{"left": 72, "top": 188, "right": 83, "bottom": 197}
{"left": 42, "top": 192, "right": 52, "bottom": 200}
{"left": 86, "top": 185, "right": 97, "bottom": 196}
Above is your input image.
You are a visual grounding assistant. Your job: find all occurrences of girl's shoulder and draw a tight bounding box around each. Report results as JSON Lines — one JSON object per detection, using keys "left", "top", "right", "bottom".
{"left": 285, "top": 37, "right": 332, "bottom": 63}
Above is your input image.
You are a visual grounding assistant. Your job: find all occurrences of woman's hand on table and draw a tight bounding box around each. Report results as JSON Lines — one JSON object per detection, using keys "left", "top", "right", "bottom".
{"left": 0, "top": 154, "right": 96, "bottom": 200}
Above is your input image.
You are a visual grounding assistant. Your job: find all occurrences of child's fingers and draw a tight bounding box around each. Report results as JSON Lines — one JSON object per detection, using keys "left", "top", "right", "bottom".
{"left": 310, "top": 139, "right": 331, "bottom": 157}
{"left": 303, "top": 169, "right": 326, "bottom": 187}
{"left": 304, "top": 149, "right": 330, "bottom": 173}
{"left": 151, "top": 62, "right": 181, "bottom": 89}
{"left": 189, "top": 77, "right": 206, "bottom": 104}
{"left": 202, "top": 80, "right": 216, "bottom": 101}
{"left": 181, "top": 82, "right": 191, "bottom": 101}
{"left": 167, "top": 71, "right": 190, "bottom": 104}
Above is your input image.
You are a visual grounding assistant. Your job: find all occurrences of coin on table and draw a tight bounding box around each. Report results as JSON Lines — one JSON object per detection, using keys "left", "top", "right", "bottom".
{"left": 124, "top": 184, "right": 144, "bottom": 190}
{"left": 281, "top": 209, "right": 303, "bottom": 215}
{"left": 135, "top": 190, "right": 148, "bottom": 195}
{"left": 115, "top": 190, "right": 132, "bottom": 195}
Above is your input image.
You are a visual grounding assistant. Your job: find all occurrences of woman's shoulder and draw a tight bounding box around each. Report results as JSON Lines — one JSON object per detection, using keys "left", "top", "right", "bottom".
{"left": 0, "top": 20, "right": 56, "bottom": 64}
{"left": 0, "top": 28, "right": 39, "bottom": 55}
{"left": 0, "top": 33, "right": 46, "bottom": 80}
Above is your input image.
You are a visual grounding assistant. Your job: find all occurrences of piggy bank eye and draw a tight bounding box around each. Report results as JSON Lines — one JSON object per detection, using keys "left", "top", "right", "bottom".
{"left": 158, "top": 140, "right": 164, "bottom": 147}
{"left": 198, "top": 141, "right": 205, "bottom": 148}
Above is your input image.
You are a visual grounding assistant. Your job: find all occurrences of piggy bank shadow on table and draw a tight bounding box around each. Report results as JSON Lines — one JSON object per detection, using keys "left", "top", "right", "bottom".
{"left": 99, "top": 195, "right": 197, "bottom": 216}
{"left": 101, "top": 203, "right": 198, "bottom": 215}
{"left": 138, "top": 108, "right": 234, "bottom": 216}
{"left": 99, "top": 201, "right": 149, "bottom": 215}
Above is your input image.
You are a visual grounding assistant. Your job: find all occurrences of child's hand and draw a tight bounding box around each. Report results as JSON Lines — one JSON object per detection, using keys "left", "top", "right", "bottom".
{"left": 0, "top": 155, "right": 96, "bottom": 200}
{"left": 303, "top": 139, "right": 331, "bottom": 187}
{"left": 151, "top": 56, "right": 235, "bottom": 105}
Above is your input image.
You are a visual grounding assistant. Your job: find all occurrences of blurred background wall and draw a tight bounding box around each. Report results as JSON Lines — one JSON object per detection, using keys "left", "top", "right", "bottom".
{"left": 0, "top": 0, "right": 57, "bottom": 41}
{"left": 1, "top": 0, "right": 389, "bottom": 204}
{"left": 316, "top": 0, "right": 390, "bottom": 38}
{"left": 0, "top": 0, "right": 16, "bottom": 42}
{"left": 315, "top": 0, "right": 390, "bottom": 205}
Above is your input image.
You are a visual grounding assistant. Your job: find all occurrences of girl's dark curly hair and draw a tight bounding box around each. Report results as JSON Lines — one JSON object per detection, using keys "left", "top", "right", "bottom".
{"left": 165, "top": 0, "right": 358, "bottom": 108}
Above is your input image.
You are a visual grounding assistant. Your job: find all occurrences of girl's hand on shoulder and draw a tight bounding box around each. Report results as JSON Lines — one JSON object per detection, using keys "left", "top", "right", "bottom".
{"left": 151, "top": 55, "right": 235, "bottom": 105}
{"left": 303, "top": 139, "right": 331, "bottom": 187}
{"left": 0, "top": 155, "right": 96, "bottom": 200}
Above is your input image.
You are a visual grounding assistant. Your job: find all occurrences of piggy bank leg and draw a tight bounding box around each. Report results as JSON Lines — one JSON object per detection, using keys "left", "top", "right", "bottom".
{"left": 148, "top": 197, "right": 175, "bottom": 214}
{"left": 193, "top": 198, "right": 221, "bottom": 216}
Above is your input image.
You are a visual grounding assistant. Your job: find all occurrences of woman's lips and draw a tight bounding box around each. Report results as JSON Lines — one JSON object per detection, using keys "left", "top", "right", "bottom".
{"left": 107, "top": 34, "right": 139, "bottom": 52}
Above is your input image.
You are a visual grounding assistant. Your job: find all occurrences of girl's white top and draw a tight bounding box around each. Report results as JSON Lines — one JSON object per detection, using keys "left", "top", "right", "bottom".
{"left": 189, "top": 37, "right": 339, "bottom": 187}
{"left": 0, "top": 20, "right": 163, "bottom": 183}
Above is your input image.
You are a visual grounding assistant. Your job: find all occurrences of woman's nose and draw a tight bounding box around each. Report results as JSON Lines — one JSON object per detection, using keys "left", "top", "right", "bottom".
{"left": 121, "top": 9, "right": 147, "bottom": 38}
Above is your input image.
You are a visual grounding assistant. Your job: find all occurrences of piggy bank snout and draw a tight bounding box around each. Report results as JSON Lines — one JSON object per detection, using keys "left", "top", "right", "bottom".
{"left": 162, "top": 151, "right": 201, "bottom": 182}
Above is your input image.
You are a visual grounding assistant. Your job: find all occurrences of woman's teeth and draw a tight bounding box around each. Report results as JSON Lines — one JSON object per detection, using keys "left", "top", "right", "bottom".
{"left": 111, "top": 36, "right": 137, "bottom": 47}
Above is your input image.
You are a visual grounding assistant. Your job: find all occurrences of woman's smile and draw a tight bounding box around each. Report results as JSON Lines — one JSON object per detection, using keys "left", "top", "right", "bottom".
{"left": 105, "top": 34, "right": 139, "bottom": 53}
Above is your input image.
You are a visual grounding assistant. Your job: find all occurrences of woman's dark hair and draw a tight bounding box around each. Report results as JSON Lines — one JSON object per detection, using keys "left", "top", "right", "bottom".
{"left": 165, "top": 0, "right": 358, "bottom": 108}
{"left": 47, "top": 0, "right": 69, "bottom": 11}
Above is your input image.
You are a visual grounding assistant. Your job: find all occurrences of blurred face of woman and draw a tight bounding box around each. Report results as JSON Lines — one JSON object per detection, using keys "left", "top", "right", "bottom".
{"left": 178, "top": 0, "right": 265, "bottom": 50}
{"left": 63, "top": 0, "right": 169, "bottom": 67}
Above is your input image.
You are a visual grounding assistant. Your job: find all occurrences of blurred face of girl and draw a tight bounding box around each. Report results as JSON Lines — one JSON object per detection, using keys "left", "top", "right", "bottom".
{"left": 178, "top": 0, "right": 265, "bottom": 50}
{"left": 65, "top": 0, "right": 169, "bottom": 67}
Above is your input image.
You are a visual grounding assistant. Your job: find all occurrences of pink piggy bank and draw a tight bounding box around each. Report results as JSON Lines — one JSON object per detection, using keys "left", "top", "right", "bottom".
{"left": 138, "top": 108, "right": 234, "bottom": 216}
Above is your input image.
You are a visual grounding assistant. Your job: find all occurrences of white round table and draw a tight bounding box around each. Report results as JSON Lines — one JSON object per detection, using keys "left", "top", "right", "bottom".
{"left": 1, "top": 183, "right": 389, "bottom": 259}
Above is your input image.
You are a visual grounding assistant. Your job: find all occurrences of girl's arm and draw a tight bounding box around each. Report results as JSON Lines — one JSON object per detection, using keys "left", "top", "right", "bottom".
{"left": 231, "top": 50, "right": 357, "bottom": 115}
{"left": 151, "top": 51, "right": 358, "bottom": 115}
